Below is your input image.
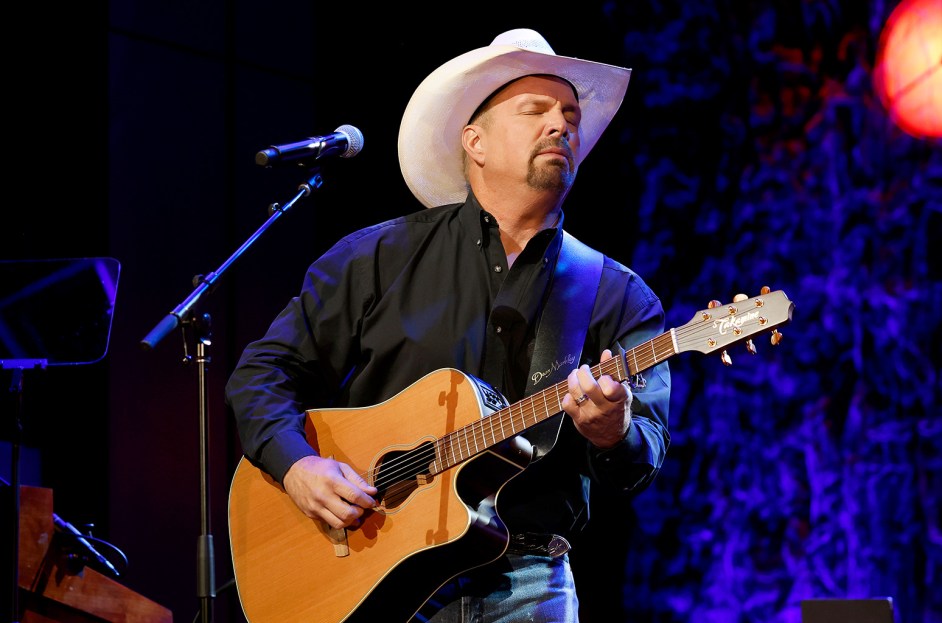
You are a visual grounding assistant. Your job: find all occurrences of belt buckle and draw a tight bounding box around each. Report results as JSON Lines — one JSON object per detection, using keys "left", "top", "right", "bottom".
{"left": 546, "top": 534, "right": 571, "bottom": 558}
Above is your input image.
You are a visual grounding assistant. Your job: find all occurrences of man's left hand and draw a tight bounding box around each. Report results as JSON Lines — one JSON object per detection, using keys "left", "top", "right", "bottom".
{"left": 561, "top": 349, "right": 632, "bottom": 449}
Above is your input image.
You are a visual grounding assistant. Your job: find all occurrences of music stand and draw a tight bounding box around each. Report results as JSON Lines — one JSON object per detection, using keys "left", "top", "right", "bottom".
{"left": 0, "top": 257, "right": 120, "bottom": 623}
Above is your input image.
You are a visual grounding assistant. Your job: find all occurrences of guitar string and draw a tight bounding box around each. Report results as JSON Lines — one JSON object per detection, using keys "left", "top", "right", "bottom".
{"left": 364, "top": 311, "right": 777, "bottom": 497}
{"left": 367, "top": 313, "right": 774, "bottom": 498}
{"left": 361, "top": 309, "right": 779, "bottom": 496}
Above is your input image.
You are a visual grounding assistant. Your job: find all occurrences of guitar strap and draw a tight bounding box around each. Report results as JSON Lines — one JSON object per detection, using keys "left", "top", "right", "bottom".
{"left": 522, "top": 230, "right": 604, "bottom": 462}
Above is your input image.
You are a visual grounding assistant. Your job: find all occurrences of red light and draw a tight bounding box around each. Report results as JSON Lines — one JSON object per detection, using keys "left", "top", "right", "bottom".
{"left": 874, "top": 0, "right": 942, "bottom": 139}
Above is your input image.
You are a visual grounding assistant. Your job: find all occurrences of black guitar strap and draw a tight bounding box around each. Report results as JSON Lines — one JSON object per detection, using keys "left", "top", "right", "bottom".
{"left": 522, "top": 230, "right": 604, "bottom": 462}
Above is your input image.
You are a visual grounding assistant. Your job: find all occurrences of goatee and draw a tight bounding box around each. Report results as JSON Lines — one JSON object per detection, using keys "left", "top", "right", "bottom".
{"left": 528, "top": 160, "right": 575, "bottom": 193}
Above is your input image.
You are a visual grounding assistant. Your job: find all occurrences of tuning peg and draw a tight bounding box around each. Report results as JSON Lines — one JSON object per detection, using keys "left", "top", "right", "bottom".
{"left": 720, "top": 350, "right": 732, "bottom": 366}
{"left": 732, "top": 293, "right": 748, "bottom": 303}
{"left": 760, "top": 285, "right": 771, "bottom": 295}
{"left": 707, "top": 299, "right": 721, "bottom": 309}
{"left": 771, "top": 329, "right": 783, "bottom": 346}
{"left": 746, "top": 339, "right": 757, "bottom": 355}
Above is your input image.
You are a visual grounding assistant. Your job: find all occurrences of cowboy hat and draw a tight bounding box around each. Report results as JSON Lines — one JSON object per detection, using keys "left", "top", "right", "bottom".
{"left": 398, "top": 28, "right": 632, "bottom": 209}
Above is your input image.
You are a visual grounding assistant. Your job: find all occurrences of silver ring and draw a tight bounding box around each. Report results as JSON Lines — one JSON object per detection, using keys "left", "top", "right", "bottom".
{"left": 574, "top": 393, "right": 589, "bottom": 405}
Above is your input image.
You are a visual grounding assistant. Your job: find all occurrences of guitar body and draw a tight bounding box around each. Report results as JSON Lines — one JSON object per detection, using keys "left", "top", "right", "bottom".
{"left": 228, "top": 368, "right": 532, "bottom": 623}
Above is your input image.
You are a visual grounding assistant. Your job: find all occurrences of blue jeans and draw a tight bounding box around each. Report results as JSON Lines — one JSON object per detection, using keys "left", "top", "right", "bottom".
{"left": 412, "top": 553, "right": 580, "bottom": 623}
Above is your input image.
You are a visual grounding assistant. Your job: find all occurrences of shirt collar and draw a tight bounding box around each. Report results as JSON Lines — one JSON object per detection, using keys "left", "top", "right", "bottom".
{"left": 461, "top": 191, "right": 565, "bottom": 260}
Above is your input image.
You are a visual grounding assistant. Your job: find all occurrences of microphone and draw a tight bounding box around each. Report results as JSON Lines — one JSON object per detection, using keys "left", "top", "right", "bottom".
{"left": 255, "top": 124, "right": 364, "bottom": 167}
{"left": 53, "top": 512, "right": 121, "bottom": 577}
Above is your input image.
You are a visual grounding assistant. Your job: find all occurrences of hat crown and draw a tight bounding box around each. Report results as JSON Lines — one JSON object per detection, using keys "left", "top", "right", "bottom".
{"left": 490, "top": 28, "right": 556, "bottom": 55}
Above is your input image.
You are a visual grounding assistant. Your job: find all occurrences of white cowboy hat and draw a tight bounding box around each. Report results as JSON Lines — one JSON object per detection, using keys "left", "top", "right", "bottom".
{"left": 398, "top": 28, "right": 632, "bottom": 209}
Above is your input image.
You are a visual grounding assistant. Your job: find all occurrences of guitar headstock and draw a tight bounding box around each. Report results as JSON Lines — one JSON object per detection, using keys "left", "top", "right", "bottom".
{"left": 675, "top": 287, "right": 795, "bottom": 361}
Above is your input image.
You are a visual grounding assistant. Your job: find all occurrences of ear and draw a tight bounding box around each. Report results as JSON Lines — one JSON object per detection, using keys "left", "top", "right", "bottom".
{"left": 461, "top": 124, "right": 486, "bottom": 166}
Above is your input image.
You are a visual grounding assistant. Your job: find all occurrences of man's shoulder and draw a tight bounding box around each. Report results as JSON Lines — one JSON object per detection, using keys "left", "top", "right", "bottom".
{"left": 339, "top": 203, "right": 462, "bottom": 246}
{"left": 598, "top": 254, "right": 661, "bottom": 308}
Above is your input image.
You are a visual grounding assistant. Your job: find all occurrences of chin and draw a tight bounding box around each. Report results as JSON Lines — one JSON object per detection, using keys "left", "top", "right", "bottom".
{"left": 529, "top": 166, "right": 575, "bottom": 194}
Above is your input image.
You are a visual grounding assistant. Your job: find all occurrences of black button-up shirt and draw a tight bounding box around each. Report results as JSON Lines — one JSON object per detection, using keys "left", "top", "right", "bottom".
{"left": 225, "top": 192, "right": 670, "bottom": 537}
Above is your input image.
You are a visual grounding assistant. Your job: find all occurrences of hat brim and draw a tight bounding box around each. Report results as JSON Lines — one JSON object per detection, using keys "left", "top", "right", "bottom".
{"left": 398, "top": 45, "right": 632, "bottom": 208}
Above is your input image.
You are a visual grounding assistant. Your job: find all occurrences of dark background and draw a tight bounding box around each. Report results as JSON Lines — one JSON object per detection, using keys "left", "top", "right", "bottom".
{"left": 3, "top": 1, "right": 940, "bottom": 622}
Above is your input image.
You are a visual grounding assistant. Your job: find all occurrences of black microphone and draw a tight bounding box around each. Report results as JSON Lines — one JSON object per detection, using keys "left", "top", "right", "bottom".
{"left": 53, "top": 513, "right": 120, "bottom": 577}
{"left": 255, "top": 124, "right": 364, "bottom": 167}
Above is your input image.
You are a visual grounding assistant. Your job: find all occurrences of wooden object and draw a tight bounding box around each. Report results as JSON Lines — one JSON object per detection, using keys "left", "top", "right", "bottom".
{"left": 16, "top": 485, "right": 173, "bottom": 623}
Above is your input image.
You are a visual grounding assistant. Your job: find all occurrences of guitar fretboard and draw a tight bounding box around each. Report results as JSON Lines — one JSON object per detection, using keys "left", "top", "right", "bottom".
{"left": 429, "top": 331, "right": 677, "bottom": 474}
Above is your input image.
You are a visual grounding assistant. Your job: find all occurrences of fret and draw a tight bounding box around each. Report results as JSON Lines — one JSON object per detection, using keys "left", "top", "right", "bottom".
{"left": 460, "top": 429, "right": 471, "bottom": 462}
{"left": 525, "top": 399, "right": 535, "bottom": 428}
{"left": 539, "top": 391, "right": 552, "bottom": 423}
{"left": 620, "top": 355, "right": 628, "bottom": 380}
{"left": 445, "top": 433, "right": 457, "bottom": 468}
{"left": 508, "top": 402, "right": 521, "bottom": 432}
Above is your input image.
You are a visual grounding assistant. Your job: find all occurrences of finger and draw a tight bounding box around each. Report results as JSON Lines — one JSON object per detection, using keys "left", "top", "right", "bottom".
{"left": 600, "top": 348, "right": 613, "bottom": 362}
{"left": 576, "top": 364, "right": 596, "bottom": 392}
{"left": 599, "top": 374, "right": 629, "bottom": 401}
{"left": 336, "top": 475, "right": 376, "bottom": 510}
{"left": 317, "top": 506, "right": 349, "bottom": 530}
{"left": 619, "top": 380, "right": 633, "bottom": 406}
{"left": 297, "top": 487, "right": 348, "bottom": 528}
{"left": 574, "top": 364, "right": 602, "bottom": 406}
{"left": 323, "top": 496, "right": 367, "bottom": 528}
{"left": 340, "top": 463, "right": 378, "bottom": 496}
{"left": 565, "top": 368, "right": 589, "bottom": 407}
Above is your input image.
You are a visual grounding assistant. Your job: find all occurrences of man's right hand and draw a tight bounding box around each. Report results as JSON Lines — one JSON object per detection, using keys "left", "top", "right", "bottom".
{"left": 282, "top": 455, "right": 378, "bottom": 530}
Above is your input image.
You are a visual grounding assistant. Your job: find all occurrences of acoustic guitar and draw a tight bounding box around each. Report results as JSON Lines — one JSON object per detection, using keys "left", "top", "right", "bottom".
{"left": 228, "top": 289, "right": 794, "bottom": 622}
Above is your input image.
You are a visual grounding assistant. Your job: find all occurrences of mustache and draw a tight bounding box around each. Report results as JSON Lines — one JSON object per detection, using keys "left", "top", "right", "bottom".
{"left": 531, "top": 138, "right": 574, "bottom": 164}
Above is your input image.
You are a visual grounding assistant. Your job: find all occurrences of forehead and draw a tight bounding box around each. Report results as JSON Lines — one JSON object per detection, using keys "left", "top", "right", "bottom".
{"left": 481, "top": 75, "right": 580, "bottom": 111}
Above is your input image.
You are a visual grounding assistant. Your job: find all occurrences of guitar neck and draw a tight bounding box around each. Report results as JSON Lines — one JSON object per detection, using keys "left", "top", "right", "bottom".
{"left": 428, "top": 289, "right": 794, "bottom": 475}
{"left": 430, "top": 331, "right": 676, "bottom": 474}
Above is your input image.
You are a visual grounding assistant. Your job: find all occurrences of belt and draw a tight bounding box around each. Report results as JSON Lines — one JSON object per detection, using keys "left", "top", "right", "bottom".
{"left": 505, "top": 532, "right": 571, "bottom": 558}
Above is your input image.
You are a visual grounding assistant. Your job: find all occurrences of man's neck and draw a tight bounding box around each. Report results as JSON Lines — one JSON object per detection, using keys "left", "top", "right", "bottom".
{"left": 474, "top": 185, "right": 562, "bottom": 267}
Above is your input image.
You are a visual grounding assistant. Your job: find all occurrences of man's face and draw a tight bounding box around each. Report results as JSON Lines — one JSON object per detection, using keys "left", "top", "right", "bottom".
{"left": 474, "top": 75, "right": 582, "bottom": 194}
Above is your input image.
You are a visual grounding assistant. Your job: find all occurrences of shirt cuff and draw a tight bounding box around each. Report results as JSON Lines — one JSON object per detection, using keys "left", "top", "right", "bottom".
{"left": 587, "top": 422, "right": 651, "bottom": 493}
{"left": 258, "top": 428, "right": 318, "bottom": 484}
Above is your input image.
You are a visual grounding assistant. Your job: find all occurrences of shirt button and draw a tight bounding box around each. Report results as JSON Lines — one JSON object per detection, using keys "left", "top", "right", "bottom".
{"left": 493, "top": 265, "right": 502, "bottom": 273}
{"left": 476, "top": 239, "right": 482, "bottom": 246}
{"left": 495, "top": 326, "right": 503, "bottom": 333}
{"left": 484, "top": 216, "right": 491, "bottom": 223}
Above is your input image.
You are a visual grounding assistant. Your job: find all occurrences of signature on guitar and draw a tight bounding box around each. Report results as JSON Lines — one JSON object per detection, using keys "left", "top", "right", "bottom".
{"left": 530, "top": 352, "right": 577, "bottom": 386}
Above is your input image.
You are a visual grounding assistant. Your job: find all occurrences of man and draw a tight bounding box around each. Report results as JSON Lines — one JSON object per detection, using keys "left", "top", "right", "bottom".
{"left": 226, "top": 28, "right": 670, "bottom": 622}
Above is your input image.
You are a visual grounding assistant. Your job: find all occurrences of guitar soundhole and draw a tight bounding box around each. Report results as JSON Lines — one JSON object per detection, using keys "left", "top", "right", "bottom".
{"left": 374, "top": 442, "right": 434, "bottom": 510}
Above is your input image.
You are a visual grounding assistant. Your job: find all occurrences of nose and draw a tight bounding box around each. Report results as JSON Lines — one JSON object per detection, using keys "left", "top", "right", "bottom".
{"left": 546, "top": 107, "right": 570, "bottom": 138}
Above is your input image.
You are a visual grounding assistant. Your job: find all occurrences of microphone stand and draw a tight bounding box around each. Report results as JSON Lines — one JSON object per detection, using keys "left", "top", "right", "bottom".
{"left": 139, "top": 168, "right": 325, "bottom": 623}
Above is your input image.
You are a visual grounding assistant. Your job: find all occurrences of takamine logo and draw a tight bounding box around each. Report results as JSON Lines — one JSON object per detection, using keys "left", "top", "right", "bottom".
{"left": 714, "top": 310, "right": 759, "bottom": 334}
